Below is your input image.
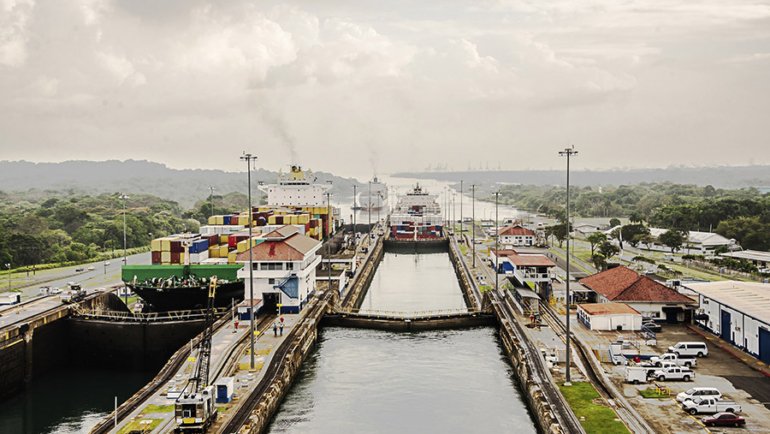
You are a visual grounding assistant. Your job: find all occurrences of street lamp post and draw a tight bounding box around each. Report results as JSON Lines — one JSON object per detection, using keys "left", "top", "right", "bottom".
{"left": 559, "top": 145, "right": 578, "bottom": 386}
{"left": 240, "top": 152, "right": 258, "bottom": 370}
{"left": 368, "top": 180, "right": 372, "bottom": 234}
{"left": 460, "top": 180, "right": 463, "bottom": 238}
{"left": 209, "top": 186, "right": 215, "bottom": 218}
{"left": 5, "top": 263, "right": 10, "bottom": 292}
{"left": 353, "top": 184, "right": 357, "bottom": 232}
{"left": 326, "top": 192, "right": 332, "bottom": 293}
{"left": 120, "top": 194, "right": 129, "bottom": 265}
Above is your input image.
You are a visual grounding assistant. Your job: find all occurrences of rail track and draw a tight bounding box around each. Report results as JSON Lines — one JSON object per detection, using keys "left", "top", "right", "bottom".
{"left": 221, "top": 291, "right": 332, "bottom": 433}
{"left": 492, "top": 291, "right": 585, "bottom": 433}
{"left": 539, "top": 303, "right": 653, "bottom": 433}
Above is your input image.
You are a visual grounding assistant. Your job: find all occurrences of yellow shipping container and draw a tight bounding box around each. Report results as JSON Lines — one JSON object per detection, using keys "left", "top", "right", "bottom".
{"left": 298, "top": 214, "right": 310, "bottom": 224}
{"left": 237, "top": 239, "right": 248, "bottom": 253}
{"left": 209, "top": 246, "right": 220, "bottom": 258}
{"left": 219, "top": 245, "right": 229, "bottom": 257}
{"left": 161, "top": 251, "right": 171, "bottom": 263}
{"left": 208, "top": 216, "right": 217, "bottom": 225}
{"left": 228, "top": 251, "right": 238, "bottom": 264}
{"left": 220, "top": 235, "right": 229, "bottom": 244}
{"left": 215, "top": 215, "right": 225, "bottom": 225}
{"left": 268, "top": 216, "right": 277, "bottom": 225}
{"left": 161, "top": 238, "right": 172, "bottom": 251}
{"left": 151, "top": 238, "right": 163, "bottom": 251}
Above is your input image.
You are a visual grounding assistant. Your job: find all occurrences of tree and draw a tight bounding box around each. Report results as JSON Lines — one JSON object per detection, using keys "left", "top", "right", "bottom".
{"left": 628, "top": 212, "right": 644, "bottom": 224}
{"left": 586, "top": 232, "right": 607, "bottom": 257}
{"left": 659, "top": 229, "right": 685, "bottom": 253}
{"left": 716, "top": 216, "right": 770, "bottom": 251}
{"left": 609, "top": 218, "right": 621, "bottom": 228}
{"left": 610, "top": 227, "right": 623, "bottom": 250}
{"left": 621, "top": 224, "right": 650, "bottom": 248}
{"left": 635, "top": 233, "right": 655, "bottom": 250}
{"left": 546, "top": 223, "right": 568, "bottom": 248}
{"left": 592, "top": 241, "right": 620, "bottom": 270}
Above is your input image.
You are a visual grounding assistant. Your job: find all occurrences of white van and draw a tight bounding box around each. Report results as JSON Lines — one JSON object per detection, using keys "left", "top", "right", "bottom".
{"left": 668, "top": 342, "right": 708, "bottom": 358}
{"left": 676, "top": 387, "right": 722, "bottom": 403}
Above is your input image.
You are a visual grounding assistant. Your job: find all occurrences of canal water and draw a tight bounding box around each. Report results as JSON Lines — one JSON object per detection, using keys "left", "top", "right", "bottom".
{"left": 0, "top": 367, "right": 152, "bottom": 434}
{"left": 267, "top": 252, "right": 537, "bottom": 433}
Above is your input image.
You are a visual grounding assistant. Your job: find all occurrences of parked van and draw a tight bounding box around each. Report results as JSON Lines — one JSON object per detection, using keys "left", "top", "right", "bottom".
{"left": 668, "top": 342, "right": 708, "bottom": 358}
{"left": 677, "top": 387, "right": 722, "bottom": 403}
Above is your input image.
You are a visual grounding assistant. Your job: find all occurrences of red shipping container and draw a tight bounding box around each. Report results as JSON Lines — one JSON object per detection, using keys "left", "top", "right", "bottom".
{"left": 151, "top": 251, "right": 161, "bottom": 264}
{"left": 208, "top": 235, "right": 219, "bottom": 246}
{"left": 276, "top": 216, "right": 284, "bottom": 225}
{"left": 231, "top": 216, "right": 239, "bottom": 225}
{"left": 170, "top": 252, "right": 180, "bottom": 263}
{"left": 170, "top": 241, "right": 183, "bottom": 253}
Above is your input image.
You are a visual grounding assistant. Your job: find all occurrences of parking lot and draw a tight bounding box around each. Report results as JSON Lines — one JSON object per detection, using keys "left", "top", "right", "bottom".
{"left": 605, "top": 324, "right": 770, "bottom": 433}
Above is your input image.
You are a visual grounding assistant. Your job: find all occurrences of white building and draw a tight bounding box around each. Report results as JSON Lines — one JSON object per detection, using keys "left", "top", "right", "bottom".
{"left": 236, "top": 225, "right": 322, "bottom": 314}
{"left": 577, "top": 303, "right": 643, "bottom": 331}
{"left": 719, "top": 250, "right": 770, "bottom": 270}
{"left": 498, "top": 225, "right": 536, "bottom": 247}
{"left": 648, "top": 228, "right": 735, "bottom": 254}
{"left": 258, "top": 165, "right": 330, "bottom": 207}
{"left": 684, "top": 281, "right": 770, "bottom": 364}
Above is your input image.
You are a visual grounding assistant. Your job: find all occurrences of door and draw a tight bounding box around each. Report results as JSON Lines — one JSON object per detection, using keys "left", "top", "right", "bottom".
{"left": 759, "top": 328, "right": 770, "bottom": 364}
{"left": 720, "top": 310, "right": 732, "bottom": 343}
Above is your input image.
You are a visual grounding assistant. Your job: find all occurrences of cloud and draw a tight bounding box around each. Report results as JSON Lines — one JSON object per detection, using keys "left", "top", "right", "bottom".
{"left": 0, "top": 0, "right": 34, "bottom": 67}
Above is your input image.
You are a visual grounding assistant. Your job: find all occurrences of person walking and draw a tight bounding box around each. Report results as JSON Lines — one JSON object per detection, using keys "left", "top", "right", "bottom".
{"left": 279, "top": 321, "right": 284, "bottom": 336}
{"left": 272, "top": 321, "right": 278, "bottom": 337}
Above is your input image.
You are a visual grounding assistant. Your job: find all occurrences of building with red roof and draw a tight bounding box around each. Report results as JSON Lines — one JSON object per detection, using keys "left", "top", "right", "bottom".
{"left": 235, "top": 225, "right": 322, "bottom": 314}
{"left": 499, "top": 225, "right": 536, "bottom": 247}
{"left": 579, "top": 266, "right": 696, "bottom": 322}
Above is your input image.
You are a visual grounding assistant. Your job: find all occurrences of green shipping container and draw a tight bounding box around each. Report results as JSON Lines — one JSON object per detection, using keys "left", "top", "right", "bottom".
{"left": 122, "top": 264, "right": 243, "bottom": 282}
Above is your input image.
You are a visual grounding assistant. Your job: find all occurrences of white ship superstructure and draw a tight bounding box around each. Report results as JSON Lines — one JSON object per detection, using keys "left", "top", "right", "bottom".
{"left": 259, "top": 165, "right": 330, "bottom": 207}
{"left": 357, "top": 176, "right": 388, "bottom": 210}
{"left": 389, "top": 184, "right": 443, "bottom": 240}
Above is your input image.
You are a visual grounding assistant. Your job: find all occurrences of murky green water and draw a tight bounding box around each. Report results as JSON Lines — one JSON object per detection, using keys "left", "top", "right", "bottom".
{"left": 268, "top": 253, "right": 536, "bottom": 433}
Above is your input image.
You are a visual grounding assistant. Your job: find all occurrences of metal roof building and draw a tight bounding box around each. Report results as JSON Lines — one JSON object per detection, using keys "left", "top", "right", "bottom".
{"left": 684, "top": 281, "right": 770, "bottom": 364}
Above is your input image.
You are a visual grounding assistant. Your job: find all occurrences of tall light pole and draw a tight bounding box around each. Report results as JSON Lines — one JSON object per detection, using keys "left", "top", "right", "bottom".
{"left": 559, "top": 145, "right": 578, "bottom": 386}
{"left": 240, "top": 153, "right": 258, "bottom": 370}
{"left": 368, "top": 180, "right": 372, "bottom": 234}
{"left": 209, "top": 186, "right": 215, "bottom": 218}
{"left": 353, "top": 184, "right": 357, "bottom": 232}
{"left": 326, "top": 191, "right": 332, "bottom": 293}
{"left": 460, "top": 180, "right": 463, "bottom": 238}
{"left": 471, "top": 184, "right": 476, "bottom": 267}
{"left": 494, "top": 191, "right": 500, "bottom": 293}
{"left": 5, "top": 263, "right": 10, "bottom": 292}
{"left": 119, "top": 194, "right": 129, "bottom": 265}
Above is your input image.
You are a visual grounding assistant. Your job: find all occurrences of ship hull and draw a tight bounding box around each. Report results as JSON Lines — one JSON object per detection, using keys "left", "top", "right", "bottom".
{"left": 128, "top": 281, "right": 244, "bottom": 311}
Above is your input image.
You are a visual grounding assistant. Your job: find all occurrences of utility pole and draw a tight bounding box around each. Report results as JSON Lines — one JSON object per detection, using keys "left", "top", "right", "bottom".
{"left": 120, "top": 194, "right": 129, "bottom": 265}
{"left": 368, "top": 180, "right": 372, "bottom": 234}
{"left": 494, "top": 191, "right": 500, "bottom": 294}
{"left": 240, "top": 152, "right": 258, "bottom": 370}
{"left": 471, "top": 184, "right": 476, "bottom": 267}
{"left": 559, "top": 145, "right": 578, "bottom": 386}
{"left": 5, "top": 263, "right": 10, "bottom": 292}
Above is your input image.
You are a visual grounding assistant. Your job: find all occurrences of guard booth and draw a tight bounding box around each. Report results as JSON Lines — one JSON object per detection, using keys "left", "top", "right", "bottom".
{"left": 237, "top": 299, "right": 263, "bottom": 320}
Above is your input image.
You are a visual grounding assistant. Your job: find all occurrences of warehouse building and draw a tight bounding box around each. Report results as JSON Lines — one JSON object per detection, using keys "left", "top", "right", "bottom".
{"left": 684, "top": 281, "right": 770, "bottom": 364}
{"left": 577, "top": 303, "right": 642, "bottom": 331}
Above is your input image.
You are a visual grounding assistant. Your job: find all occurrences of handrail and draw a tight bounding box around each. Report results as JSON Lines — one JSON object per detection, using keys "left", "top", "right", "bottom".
{"left": 71, "top": 307, "right": 229, "bottom": 322}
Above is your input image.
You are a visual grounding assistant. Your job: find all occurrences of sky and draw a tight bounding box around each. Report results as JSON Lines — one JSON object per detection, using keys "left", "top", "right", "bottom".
{"left": 1, "top": 0, "right": 769, "bottom": 178}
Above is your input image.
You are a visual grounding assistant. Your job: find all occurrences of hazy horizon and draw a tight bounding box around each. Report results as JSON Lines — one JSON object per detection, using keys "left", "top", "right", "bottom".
{"left": 2, "top": 1, "right": 770, "bottom": 178}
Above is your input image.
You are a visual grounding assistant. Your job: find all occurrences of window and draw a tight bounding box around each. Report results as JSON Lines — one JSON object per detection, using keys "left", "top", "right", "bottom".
{"left": 286, "top": 262, "right": 294, "bottom": 270}
{"left": 261, "top": 263, "right": 283, "bottom": 271}
{"left": 268, "top": 278, "right": 275, "bottom": 284}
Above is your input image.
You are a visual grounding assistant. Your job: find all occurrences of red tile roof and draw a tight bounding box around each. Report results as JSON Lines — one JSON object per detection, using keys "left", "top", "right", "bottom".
{"left": 499, "top": 225, "right": 536, "bottom": 236}
{"left": 235, "top": 226, "right": 320, "bottom": 262}
{"left": 491, "top": 249, "right": 519, "bottom": 257}
{"left": 507, "top": 254, "right": 555, "bottom": 267}
{"left": 580, "top": 266, "right": 695, "bottom": 304}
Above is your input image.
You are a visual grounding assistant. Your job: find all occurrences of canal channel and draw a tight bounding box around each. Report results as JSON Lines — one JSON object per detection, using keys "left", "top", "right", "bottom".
{"left": 267, "top": 251, "right": 538, "bottom": 433}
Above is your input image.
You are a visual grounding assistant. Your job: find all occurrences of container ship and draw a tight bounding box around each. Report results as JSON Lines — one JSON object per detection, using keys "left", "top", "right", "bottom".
{"left": 354, "top": 176, "right": 388, "bottom": 211}
{"left": 122, "top": 164, "right": 340, "bottom": 311}
{"left": 389, "top": 184, "right": 443, "bottom": 240}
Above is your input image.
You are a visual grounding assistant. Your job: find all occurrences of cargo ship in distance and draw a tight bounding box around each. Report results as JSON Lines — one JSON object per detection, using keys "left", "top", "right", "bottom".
{"left": 389, "top": 183, "right": 443, "bottom": 240}
{"left": 354, "top": 176, "right": 388, "bottom": 211}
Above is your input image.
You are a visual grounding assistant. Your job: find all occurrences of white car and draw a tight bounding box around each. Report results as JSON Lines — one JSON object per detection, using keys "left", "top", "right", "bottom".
{"left": 87, "top": 266, "right": 95, "bottom": 271}
{"left": 668, "top": 342, "right": 708, "bottom": 358}
{"left": 654, "top": 366, "right": 695, "bottom": 382}
{"left": 677, "top": 387, "right": 722, "bottom": 403}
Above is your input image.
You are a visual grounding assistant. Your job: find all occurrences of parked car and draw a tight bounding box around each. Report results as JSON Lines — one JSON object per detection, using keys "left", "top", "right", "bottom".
{"left": 702, "top": 412, "right": 746, "bottom": 427}
{"left": 683, "top": 397, "right": 741, "bottom": 415}
{"left": 676, "top": 387, "right": 722, "bottom": 403}
{"left": 87, "top": 266, "right": 95, "bottom": 271}
{"left": 668, "top": 342, "right": 708, "bottom": 358}
{"left": 654, "top": 366, "right": 695, "bottom": 382}
{"left": 642, "top": 321, "right": 662, "bottom": 332}
{"left": 650, "top": 353, "right": 697, "bottom": 368}
{"left": 49, "top": 287, "right": 62, "bottom": 295}
{"left": 75, "top": 268, "right": 84, "bottom": 272}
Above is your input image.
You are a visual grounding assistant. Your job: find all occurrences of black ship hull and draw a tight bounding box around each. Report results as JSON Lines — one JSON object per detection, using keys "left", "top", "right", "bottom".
{"left": 128, "top": 281, "right": 244, "bottom": 311}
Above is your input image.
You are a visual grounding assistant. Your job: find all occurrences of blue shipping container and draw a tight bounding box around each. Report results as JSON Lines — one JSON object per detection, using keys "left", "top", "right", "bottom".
{"left": 223, "top": 215, "right": 232, "bottom": 225}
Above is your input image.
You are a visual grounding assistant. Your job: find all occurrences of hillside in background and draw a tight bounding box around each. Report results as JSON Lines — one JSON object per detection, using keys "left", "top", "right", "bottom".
{"left": 0, "top": 160, "right": 363, "bottom": 207}
{"left": 393, "top": 166, "right": 770, "bottom": 189}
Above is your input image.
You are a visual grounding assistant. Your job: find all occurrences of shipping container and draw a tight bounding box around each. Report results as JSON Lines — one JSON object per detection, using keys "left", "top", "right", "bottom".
{"left": 151, "top": 238, "right": 163, "bottom": 251}
{"left": 209, "top": 246, "right": 220, "bottom": 258}
{"left": 208, "top": 216, "right": 217, "bottom": 225}
{"left": 219, "top": 245, "right": 229, "bottom": 258}
{"left": 220, "top": 235, "right": 229, "bottom": 244}
{"left": 161, "top": 251, "right": 172, "bottom": 263}
{"left": 170, "top": 252, "right": 181, "bottom": 263}
{"left": 228, "top": 251, "right": 238, "bottom": 264}
{"left": 231, "top": 216, "right": 239, "bottom": 225}
{"left": 161, "top": 238, "right": 172, "bottom": 251}
{"left": 151, "top": 251, "right": 162, "bottom": 264}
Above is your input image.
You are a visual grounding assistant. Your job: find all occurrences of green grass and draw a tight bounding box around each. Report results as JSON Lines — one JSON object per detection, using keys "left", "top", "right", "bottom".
{"left": 479, "top": 284, "right": 493, "bottom": 293}
{"left": 559, "top": 382, "right": 630, "bottom": 434}
{"left": 117, "top": 418, "right": 162, "bottom": 434}
{"left": 639, "top": 387, "right": 670, "bottom": 399}
{"left": 143, "top": 404, "right": 174, "bottom": 413}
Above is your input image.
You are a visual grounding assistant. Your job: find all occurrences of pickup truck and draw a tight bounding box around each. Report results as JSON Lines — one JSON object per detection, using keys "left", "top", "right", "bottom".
{"left": 653, "top": 366, "right": 695, "bottom": 382}
{"left": 682, "top": 397, "right": 741, "bottom": 415}
{"left": 650, "top": 353, "right": 697, "bottom": 368}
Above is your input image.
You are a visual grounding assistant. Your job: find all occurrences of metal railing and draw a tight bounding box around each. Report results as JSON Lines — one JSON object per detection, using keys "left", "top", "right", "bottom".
{"left": 72, "top": 307, "right": 229, "bottom": 322}
{"left": 336, "top": 308, "right": 480, "bottom": 319}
